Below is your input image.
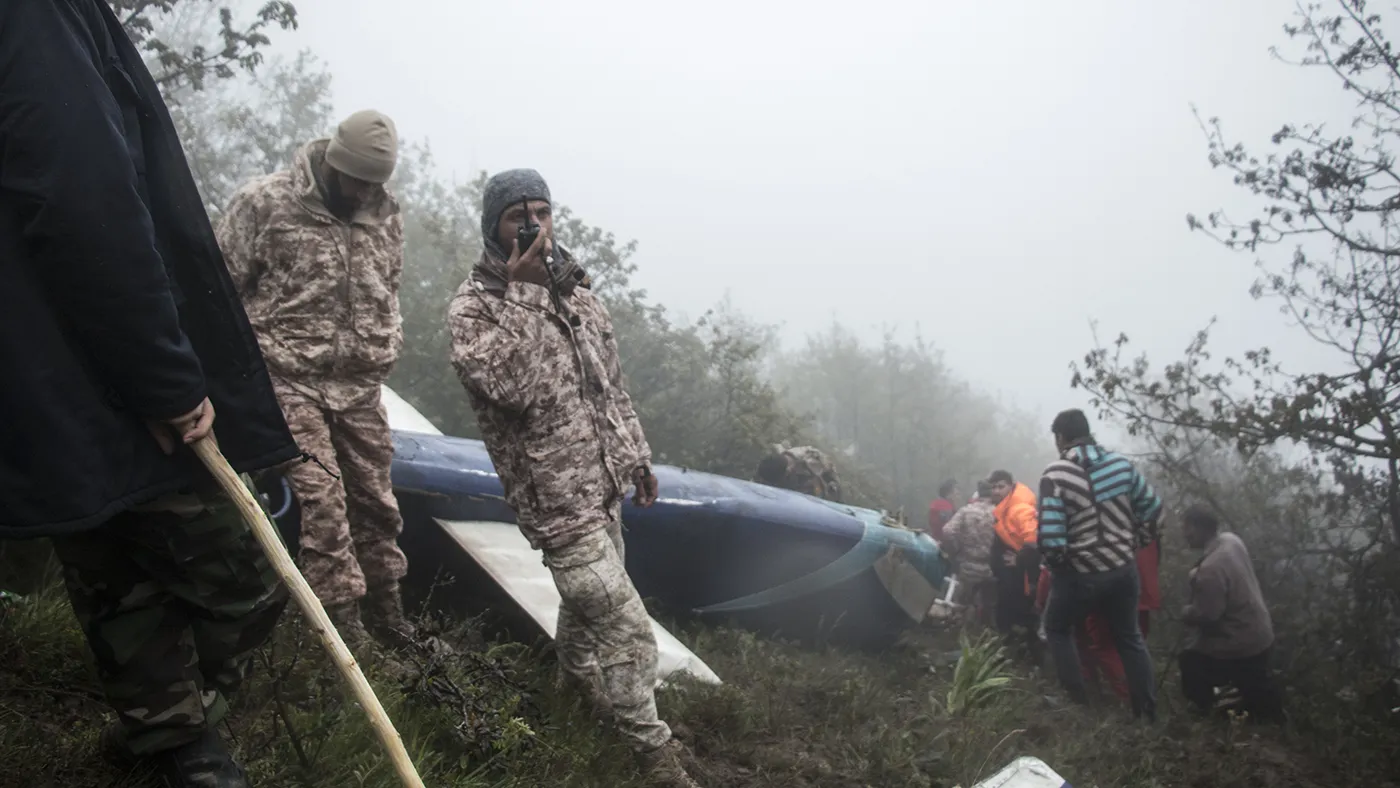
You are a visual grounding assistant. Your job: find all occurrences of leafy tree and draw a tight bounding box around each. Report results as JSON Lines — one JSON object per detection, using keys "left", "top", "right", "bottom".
{"left": 113, "top": 0, "right": 297, "bottom": 91}
{"left": 123, "top": 0, "right": 1055, "bottom": 520}
{"left": 173, "top": 51, "right": 335, "bottom": 216}
{"left": 1073, "top": 0, "right": 1400, "bottom": 546}
{"left": 119, "top": 1, "right": 323, "bottom": 215}
{"left": 629, "top": 300, "right": 810, "bottom": 478}
{"left": 387, "top": 153, "right": 487, "bottom": 437}
{"left": 1071, "top": 0, "right": 1400, "bottom": 700}
{"left": 775, "top": 324, "right": 1045, "bottom": 517}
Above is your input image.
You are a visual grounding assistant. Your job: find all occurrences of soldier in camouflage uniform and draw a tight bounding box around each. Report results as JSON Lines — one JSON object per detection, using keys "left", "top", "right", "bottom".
{"left": 448, "top": 169, "right": 702, "bottom": 788}
{"left": 755, "top": 444, "right": 843, "bottom": 501}
{"left": 940, "top": 480, "right": 999, "bottom": 622}
{"left": 54, "top": 481, "right": 287, "bottom": 761}
{"left": 216, "top": 111, "right": 415, "bottom": 655}
{"left": 2, "top": 2, "right": 300, "bottom": 784}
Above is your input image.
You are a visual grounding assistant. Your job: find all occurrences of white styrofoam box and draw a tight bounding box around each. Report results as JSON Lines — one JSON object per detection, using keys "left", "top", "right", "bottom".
{"left": 972, "top": 756, "right": 1071, "bottom": 788}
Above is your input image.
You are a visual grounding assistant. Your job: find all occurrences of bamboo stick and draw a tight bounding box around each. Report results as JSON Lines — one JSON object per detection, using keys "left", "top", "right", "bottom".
{"left": 192, "top": 436, "right": 427, "bottom": 788}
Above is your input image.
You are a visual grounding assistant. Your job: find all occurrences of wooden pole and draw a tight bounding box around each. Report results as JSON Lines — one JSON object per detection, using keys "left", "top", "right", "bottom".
{"left": 191, "top": 437, "right": 427, "bottom": 788}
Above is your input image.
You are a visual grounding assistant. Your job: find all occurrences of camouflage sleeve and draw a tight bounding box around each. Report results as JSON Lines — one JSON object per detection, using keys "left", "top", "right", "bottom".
{"left": 386, "top": 212, "right": 405, "bottom": 295}
{"left": 596, "top": 303, "right": 653, "bottom": 468}
{"left": 215, "top": 185, "right": 264, "bottom": 300}
{"left": 941, "top": 508, "right": 967, "bottom": 556}
{"left": 447, "top": 282, "right": 552, "bottom": 415}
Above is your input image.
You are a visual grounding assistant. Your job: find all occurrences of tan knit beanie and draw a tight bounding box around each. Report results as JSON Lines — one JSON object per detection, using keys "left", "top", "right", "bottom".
{"left": 325, "top": 109, "right": 398, "bottom": 183}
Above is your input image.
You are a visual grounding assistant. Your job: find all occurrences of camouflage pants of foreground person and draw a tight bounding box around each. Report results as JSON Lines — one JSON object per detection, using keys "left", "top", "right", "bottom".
{"left": 276, "top": 384, "right": 408, "bottom": 606}
{"left": 543, "top": 513, "right": 672, "bottom": 753}
{"left": 49, "top": 479, "right": 288, "bottom": 756}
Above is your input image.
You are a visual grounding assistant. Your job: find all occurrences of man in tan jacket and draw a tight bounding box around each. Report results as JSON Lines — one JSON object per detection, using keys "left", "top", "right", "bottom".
{"left": 216, "top": 110, "right": 413, "bottom": 652}
{"left": 449, "top": 169, "right": 701, "bottom": 788}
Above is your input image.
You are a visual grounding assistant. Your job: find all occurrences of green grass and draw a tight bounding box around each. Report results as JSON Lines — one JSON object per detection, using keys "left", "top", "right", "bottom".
{"left": 3, "top": 566, "right": 1397, "bottom": 788}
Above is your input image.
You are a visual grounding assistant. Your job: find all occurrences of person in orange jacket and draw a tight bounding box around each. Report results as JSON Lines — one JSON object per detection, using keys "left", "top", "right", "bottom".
{"left": 1035, "top": 538, "right": 1161, "bottom": 702}
{"left": 987, "top": 469, "right": 1041, "bottom": 659}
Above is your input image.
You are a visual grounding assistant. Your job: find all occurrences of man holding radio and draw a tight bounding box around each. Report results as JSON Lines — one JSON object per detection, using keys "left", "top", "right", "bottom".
{"left": 448, "top": 169, "right": 700, "bottom": 788}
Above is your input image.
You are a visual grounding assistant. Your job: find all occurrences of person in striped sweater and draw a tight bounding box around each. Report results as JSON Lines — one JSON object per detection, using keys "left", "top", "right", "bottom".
{"left": 1037, "top": 409, "right": 1164, "bottom": 721}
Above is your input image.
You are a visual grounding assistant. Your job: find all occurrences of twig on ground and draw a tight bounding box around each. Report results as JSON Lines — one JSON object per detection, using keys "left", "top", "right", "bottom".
{"left": 972, "top": 728, "right": 1026, "bottom": 785}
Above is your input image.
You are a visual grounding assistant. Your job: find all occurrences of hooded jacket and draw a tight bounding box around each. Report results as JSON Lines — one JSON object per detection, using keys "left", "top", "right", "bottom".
{"left": 448, "top": 269, "right": 651, "bottom": 551}
{"left": 994, "top": 482, "right": 1039, "bottom": 552}
{"left": 0, "top": 0, "right": 298, "bottom": 536}
{"left": 216, "top": 140, "right": 405, "bottom": 410}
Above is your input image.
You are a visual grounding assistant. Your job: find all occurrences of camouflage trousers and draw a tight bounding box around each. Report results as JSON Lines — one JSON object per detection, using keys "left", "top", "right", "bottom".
{"left": 276, "top": 384, "right": 408, "bottom": 606}
{"left": 543, "top": 513, "right": 672, "bottom": 753}
{"left": 50, "top": 478, "right": 288, "bottom": 756}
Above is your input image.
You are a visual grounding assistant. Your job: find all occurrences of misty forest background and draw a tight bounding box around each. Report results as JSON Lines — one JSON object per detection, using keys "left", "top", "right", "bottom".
{"left": 138, "top": 0, "right": 1400, "bottom": 705}
{"left": 49, "top": 0, "right": 1383, "bottom": 778}
{"left": 132, "top": 1, "right": 1050, "bottom": 521}
{"left": 7, "top": 1, "right": 1392, "bottom": 785}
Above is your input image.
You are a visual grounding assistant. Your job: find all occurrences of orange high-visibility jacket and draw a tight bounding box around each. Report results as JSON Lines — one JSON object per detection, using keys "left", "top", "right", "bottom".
{"left": 994, "top": 482, "right": 1039, "bottom": 552}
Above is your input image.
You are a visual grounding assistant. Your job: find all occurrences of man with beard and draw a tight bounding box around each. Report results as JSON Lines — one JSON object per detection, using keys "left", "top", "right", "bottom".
{"left": 2, "top": 1, "right": 299, "bottom": 783}
{"left": 216, "top": 111, "right": 413, "bottom": 654}
{"left": 448, "top": 169, "right": 702, "bottom": 788}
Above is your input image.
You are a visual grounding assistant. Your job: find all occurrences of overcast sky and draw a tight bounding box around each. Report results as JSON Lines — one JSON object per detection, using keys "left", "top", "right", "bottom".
{"left": 268, "top": 0, "right": 1353, "bottom": 427}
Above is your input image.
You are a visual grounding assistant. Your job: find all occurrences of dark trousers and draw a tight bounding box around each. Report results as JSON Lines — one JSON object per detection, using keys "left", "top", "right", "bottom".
{"left": 994, "top": 563, "right": 1041, "bottom": 663}
{"left": 1043, "top": 562, "right": 1156, "bottom": 720}
{"left": 1179, "top": 648, "right": 1284, "bottom": 723}
{"left": 49, "top": 480, "right": 288, "bottom": 755}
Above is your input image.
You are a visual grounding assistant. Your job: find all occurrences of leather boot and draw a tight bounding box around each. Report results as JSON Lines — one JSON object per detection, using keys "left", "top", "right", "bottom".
{"left": 324, "top": 601, "right": 375, "bottom": 655}
{"left": 149, "top": 728, "right": 251, "bottom": 788}
{"left": 326, "top": 599, "right": 415, "bottom": 679}
{"left": 636, "top": 739, "right": 704, "bottom": 788}
{"left": 361, "top": 582, "right": 418, "bottom": 650}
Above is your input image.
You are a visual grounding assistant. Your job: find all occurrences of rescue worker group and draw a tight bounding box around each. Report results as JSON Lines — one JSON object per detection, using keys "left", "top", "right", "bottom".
{"left": 0, "top": 3, "right": 1281, "bottom": 785}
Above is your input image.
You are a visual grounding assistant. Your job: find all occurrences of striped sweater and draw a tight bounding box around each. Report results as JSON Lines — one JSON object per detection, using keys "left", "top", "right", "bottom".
{"left": 1037, "top": 442, "right": 1163, "bottom": 574}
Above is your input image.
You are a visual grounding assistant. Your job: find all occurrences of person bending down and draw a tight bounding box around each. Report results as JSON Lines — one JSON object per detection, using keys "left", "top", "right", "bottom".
{"left": 1178, "top": 504, "right": 1284, "bottom": 723}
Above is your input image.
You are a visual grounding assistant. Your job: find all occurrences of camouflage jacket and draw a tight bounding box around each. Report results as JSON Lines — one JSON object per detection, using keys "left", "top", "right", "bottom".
{"left": 216, "top": 140, "right": 404, "bottom": 409}
{"left": 940, "top": 500, "right": 997, "bottom": 583}
{"left": 448, "top": 276, "right": 652, "bottom": 550}
{"left": 782, "top": 446, "right": 842, "bottom": 502}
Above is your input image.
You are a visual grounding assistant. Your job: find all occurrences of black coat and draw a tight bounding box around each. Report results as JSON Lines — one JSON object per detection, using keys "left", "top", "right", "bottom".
{"left": 0, "top": 0, "right": 299, "bottom": 537}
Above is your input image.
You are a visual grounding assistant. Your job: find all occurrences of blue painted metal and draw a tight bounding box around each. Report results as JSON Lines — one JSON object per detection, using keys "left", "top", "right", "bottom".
{"left": 388, "top": 429, "right": 949, "bottom": 644}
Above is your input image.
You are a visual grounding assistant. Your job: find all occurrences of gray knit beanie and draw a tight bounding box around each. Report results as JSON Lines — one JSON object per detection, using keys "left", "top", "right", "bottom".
{"left": 325, "top": 110, "right": 398, "bottom": 184}
{"left": 481, "top": 168, "right": 551, "bottom": 250}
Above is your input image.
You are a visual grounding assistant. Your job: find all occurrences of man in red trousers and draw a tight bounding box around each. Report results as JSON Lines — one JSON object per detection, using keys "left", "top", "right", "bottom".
{"left": 1036, "top": 539, "right": 1161, "bottom": 702}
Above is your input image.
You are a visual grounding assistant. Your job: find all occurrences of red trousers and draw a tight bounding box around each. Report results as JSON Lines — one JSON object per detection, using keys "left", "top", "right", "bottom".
{"left": 1036, "top": 562, "right": 1155, "bottom": 704}
{"left": 1074, "top": 610, "right": 1151, "bottom": 701}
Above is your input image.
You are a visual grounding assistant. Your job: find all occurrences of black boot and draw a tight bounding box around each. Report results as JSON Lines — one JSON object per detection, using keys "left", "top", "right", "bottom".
{"left": 150, "top": 728, "right": 250, "bottom": 788}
